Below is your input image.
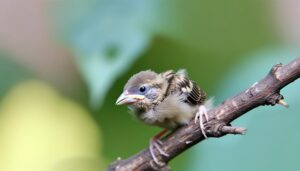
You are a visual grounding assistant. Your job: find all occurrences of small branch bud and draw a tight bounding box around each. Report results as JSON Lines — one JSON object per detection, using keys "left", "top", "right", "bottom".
{"left": 277, "top": 99, "right": 289, "bottom": 108}
{"left": 220, "top": 125, "right": 247, "bottom": 135}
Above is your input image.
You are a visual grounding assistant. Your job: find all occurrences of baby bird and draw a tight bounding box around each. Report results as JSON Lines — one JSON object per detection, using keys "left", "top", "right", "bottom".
{"left": 116, "top": 69, "right": 210, "bottom": 166}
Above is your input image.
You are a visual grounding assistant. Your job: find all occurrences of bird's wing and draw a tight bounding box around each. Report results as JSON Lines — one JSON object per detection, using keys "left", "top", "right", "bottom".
{"left": 169, "top": 71, "right": 206, "bottom": 105}
{"left": 161, "top": 70, "right": 206, "bottom": 105}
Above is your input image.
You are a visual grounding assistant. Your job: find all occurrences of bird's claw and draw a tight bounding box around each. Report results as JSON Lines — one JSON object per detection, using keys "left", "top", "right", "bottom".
{"left": 149, "top": 138, "right": 169, "bottom": 167}
{"left": 194, "top": 105, "right": 209, "bottom": 138}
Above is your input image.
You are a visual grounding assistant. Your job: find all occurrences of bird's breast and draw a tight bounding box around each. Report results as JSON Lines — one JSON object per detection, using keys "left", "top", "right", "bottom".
{"left": 137, "top": 99, "right": 199, "bottom": 129}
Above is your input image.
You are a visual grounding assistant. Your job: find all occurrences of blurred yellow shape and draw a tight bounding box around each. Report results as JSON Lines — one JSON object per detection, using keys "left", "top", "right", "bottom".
{"left": 0, "top": 81, "right": 104, "bottom": 171}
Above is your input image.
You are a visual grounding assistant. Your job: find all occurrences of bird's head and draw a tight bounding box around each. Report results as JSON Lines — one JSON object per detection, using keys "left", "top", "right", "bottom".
{"left": 116, "top": 70, "right": 168, "bottom": 111}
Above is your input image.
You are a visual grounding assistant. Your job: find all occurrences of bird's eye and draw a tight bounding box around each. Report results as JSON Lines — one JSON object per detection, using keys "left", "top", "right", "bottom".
{"left": 139, "top": 86, "right": 146, "bottom": 93}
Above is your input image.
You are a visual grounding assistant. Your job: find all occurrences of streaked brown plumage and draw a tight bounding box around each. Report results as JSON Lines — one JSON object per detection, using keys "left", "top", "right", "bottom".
{"left": 117, "top": 69, "right": 206, "bottom": 129}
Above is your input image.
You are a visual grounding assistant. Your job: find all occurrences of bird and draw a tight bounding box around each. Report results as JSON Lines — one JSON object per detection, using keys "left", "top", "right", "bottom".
{"left": 116, "top": 69, "right": 211, "bottom": 166}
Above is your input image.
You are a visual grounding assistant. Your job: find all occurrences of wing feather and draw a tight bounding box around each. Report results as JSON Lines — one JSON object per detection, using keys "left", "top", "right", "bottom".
{"left": 161, "top": 70, "right": 206, "bottom": 106}
{"left": 175, "top": 75, "right": 206, "bottom": 105}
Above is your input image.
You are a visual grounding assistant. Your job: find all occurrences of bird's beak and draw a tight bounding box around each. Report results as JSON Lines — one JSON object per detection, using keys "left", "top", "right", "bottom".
{"left": 116, "top": 91, "right": 145, "bottom": 105}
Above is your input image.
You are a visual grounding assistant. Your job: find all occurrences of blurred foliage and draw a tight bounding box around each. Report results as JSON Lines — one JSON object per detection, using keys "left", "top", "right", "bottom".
{"left": 189, "top": 48, "right": 300, "bottom": 171}
{"left": 0, "top": 53, "right": 29, "bottom": 98}
{"left": 52, "top": 0, "right": 173, "bottom": 108}
{"left": 0, "top": 81, "right": 104, "bottom": 171}
{"left": 51, "top": 0, "right": 276, "bottom": 109}
{"left": 1, "top": 0, "right": 296, "bottom": 170}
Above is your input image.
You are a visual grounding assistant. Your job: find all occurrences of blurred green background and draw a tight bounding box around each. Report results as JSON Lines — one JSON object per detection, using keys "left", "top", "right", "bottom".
{"left": 0, "top": 0, "right": 299, "bottom": 170}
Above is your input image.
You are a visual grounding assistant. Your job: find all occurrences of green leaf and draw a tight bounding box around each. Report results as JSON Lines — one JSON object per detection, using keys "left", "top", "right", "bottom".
{"left": 52, "top": 0, "right": 165, "bottom": 108}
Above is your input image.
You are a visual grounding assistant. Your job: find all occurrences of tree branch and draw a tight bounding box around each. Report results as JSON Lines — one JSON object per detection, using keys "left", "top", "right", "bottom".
{"left": 107, "top": 57, "right": 300, "bottom": 171}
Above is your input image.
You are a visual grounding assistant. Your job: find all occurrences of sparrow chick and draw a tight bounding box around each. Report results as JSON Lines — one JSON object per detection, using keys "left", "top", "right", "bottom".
{"left": 116, "top": 69, "right": 210, "bottom": 166}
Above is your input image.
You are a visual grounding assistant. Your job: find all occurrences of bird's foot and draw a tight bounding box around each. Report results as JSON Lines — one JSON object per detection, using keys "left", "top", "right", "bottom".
{"left": 194, "top": 105, "right": 209, "bottom": 138}
{"left": 149, "top": 138, "right": 169, "bottom": 167}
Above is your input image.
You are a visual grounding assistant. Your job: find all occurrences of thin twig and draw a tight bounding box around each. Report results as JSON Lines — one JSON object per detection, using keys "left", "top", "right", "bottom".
{"left": 107, "top": 57, "right": 300, "bottom": 171}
